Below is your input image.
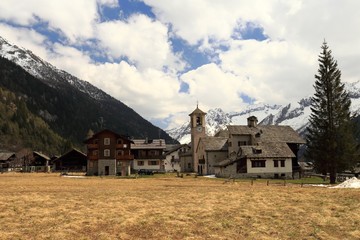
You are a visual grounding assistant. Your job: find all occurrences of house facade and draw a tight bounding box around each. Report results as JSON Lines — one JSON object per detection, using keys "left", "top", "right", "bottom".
{"left": 164, "top": 144, "right": 190, "bottom": 172}
{"left": 84, "top": 129, "right": 134, "bottom": 176}
{"left": 131, "top": 139, "right": 166, "bottom": 172}
{"left": 0, "top": 152, "right": 16, "bottom": 172}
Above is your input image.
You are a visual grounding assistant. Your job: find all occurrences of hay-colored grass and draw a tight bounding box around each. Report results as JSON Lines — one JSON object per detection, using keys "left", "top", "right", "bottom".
{"left": 0, "top": 173, "right": 359, "bottom": 240}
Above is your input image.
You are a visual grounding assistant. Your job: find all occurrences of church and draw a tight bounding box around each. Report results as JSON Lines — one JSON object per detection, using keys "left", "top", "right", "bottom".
{"left": 180, "top": 106, "right": 305, "bottom": 179}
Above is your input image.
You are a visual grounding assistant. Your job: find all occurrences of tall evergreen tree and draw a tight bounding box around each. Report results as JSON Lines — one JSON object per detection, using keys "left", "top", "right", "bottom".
{"left": 306, "top": 41, "right": 358, "bottom": 184}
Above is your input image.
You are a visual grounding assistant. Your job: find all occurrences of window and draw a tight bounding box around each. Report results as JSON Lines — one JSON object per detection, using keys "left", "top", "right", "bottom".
{"left": 187, "top": 163, "right": 191, "bottom": 169}
{"left": 280, "top": 160, "right": 285, "bottom": 167}
{"left": 94, "top": 139, "right": 99, "bottom": 144}
{"left": 229, "top": 142, "right": 232, "bottom": 147}
{"left": 117, "top": 139, "right": 123, "bottom": 144}
{"left": 149, "top": 160, "right": 158, "bottom": 165}
{"left": 251, "top": 160, "right": 266, "bottom": 168}
{"left": 137, "top": 161, "right": 144, "bottom": 166}
{"left": 104, "top": 138, "right": 110, "bottom": 145}
{"left": 104, "top": 149, "right": 110, "bottom": 157}
{"left": 238, "top": 141, "right": 247, "bottom": 146}
{"left": 274, "top": 160, "right": 279, "bottom": 167}
{"left": 117, "top": 150, "right": 124, "bottom": 156}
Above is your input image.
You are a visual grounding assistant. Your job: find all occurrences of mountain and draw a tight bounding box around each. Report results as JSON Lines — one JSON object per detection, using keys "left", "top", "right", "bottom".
{"left": 0, "top": 36, "right": 176, "bottom": 153}
{"left": 168, "top": 85, "right": 360, "bottom": 144}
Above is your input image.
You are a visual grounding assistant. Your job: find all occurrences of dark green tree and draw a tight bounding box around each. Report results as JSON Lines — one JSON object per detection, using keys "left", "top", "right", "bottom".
{"left": 306, "top": 41, "right": 358, "bottom": 184}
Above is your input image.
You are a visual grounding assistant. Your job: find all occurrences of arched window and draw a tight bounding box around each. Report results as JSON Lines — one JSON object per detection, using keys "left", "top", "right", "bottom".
{"left": 104, "top": 149, "right": 110, "bottom": 157}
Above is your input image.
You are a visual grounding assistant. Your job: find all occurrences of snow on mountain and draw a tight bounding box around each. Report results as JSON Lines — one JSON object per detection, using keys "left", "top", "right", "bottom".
{"left": 168, "top": 84, "right": 360, "bottom": 144}
{"left": 0, "top": 36, "right": 107, "bottom": 101}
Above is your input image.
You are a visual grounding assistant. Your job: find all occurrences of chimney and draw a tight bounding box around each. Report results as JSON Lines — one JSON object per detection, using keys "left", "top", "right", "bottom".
{"left": 247, "top": 116, "right": 258, "bottom": 127}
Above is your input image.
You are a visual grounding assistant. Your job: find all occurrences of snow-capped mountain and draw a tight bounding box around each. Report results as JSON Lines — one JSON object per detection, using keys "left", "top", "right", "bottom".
{"left": 0, "top": 36, "right": 107, "bottom": 100}
{"left": 0, "top": 36, "right": 175, "bottom": 144}
{"left": 168, "top": 85, "right": 360, "bottom": 144}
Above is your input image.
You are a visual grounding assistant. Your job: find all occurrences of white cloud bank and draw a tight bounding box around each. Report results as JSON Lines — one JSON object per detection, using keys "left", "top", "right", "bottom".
{"left": 1, "top": 0, "right": 360, "bottom": 129}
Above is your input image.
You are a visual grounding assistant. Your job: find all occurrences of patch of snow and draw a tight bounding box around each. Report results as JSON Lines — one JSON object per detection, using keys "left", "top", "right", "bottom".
{"left": 330, "top": 177, "right": 360, "bottom": 189}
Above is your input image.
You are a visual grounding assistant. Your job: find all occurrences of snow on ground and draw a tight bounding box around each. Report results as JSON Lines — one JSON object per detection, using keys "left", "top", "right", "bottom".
{"left": 330, "top": 177, "right": 360, "bottom": 189}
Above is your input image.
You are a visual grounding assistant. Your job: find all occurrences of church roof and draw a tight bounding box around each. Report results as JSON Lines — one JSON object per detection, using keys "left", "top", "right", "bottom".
{"left": 227, "top": 125, "right": 305, "bottom": 144}
{"left": 199, "top": 137, "right": 228, "bottom": 151}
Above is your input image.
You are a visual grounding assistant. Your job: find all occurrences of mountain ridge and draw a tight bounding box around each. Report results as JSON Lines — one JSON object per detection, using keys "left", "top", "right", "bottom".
{"left": 0, "top": 36, "right": 176, "bottom": 151}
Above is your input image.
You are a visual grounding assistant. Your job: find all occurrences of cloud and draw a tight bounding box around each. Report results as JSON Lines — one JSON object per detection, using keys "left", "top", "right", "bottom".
{"left": 96, "top": 14, "right": 185, "bottom": 71}
{"left": 0, "top": 0, "right": 99, "bottom": 42}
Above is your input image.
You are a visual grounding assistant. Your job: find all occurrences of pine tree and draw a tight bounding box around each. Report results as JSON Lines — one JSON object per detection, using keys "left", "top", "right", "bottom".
{"left": 306, "top": 41, "right": 358, "bottom": 184}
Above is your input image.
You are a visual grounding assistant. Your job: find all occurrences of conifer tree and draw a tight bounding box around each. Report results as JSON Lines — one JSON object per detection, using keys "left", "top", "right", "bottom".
{"left": 306, "top": 41, "right": 358, "bottom": 184}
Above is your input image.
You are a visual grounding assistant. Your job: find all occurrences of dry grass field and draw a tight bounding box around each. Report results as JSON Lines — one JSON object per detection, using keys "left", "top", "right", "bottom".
{"left": 0, "top": 173, "right": 359, "bottom": 240}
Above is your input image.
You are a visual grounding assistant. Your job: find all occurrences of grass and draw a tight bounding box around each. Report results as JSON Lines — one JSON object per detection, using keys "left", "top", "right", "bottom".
{"left": 0, "top": 173, "right": 359, "bottom": 240}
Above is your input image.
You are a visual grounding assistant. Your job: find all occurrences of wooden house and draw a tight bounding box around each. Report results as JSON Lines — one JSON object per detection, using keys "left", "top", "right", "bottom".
{"left": 21, "top": 151, "right": 51, "bottom": 172}
{"left": 84, "top": 129, "right": 134, "bottom": 176}
{"left": 53, "top": 148, "right": 87, "bottom": 172}
{"left": 0, "top": 152, "right": 16, "bottom": 172}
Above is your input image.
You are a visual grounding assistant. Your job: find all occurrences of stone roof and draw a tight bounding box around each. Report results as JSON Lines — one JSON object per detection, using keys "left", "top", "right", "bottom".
{"left": 215, "top": 142, "right": 295, "bottom": 167}
{"left": 199, "top": 137, "right": 228, "bottom": 151}
{"left": 227, "top": 125, "right": 305, "bottom": 144}
{"left": 189, "top": 106, "right": 206, "bottom": 116}
{"left": 240, "top": 142, "right": 295, "bottom": 158}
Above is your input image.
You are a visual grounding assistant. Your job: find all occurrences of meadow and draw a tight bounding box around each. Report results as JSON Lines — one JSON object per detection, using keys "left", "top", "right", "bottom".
{"left": 0, "top": 173, "right": 359, "bottom": 240}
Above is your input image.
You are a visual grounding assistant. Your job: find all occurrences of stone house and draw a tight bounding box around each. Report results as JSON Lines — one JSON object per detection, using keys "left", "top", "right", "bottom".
{"left": 214, "top": 116, "right": 305, "bottom": 179}
{"left": 196, "top": 137, "right": 228, "bottom": 175}
{"left": 84, "top": 129, "right": 134, "bottom": 176}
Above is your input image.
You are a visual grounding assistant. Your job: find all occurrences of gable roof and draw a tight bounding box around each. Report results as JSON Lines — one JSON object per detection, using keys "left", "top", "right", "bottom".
{"left": 199, "top": 137, "right": 228, "bottom": 151}
{"left": 227, "top": 125, "right": 305, "bottom": 144}
{"left": 33, "top": 151, "right": 50, "bottom": 161}
{"left": 53, "top": 148, "right": 86, "bottom": 162}
{"left": 84, "top": 129, "right": 134, "bottom": 144}
{"left": 0, "top": 152, "right": 15, "bottom": 161}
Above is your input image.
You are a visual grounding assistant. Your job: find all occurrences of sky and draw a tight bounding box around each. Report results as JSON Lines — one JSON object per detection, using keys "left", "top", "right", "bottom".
{"left": 1, "top": 0, "right": 360, "bottom": 130}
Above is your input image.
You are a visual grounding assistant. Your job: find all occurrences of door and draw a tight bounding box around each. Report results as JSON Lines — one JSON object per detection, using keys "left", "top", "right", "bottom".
{"left": 105, "top": 166, "right": 109, "bottom": 176}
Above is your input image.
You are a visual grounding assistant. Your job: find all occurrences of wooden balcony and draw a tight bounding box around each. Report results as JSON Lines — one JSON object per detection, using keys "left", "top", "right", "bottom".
{"left": 88, "top": 155, "right": 98, "bottom": 160}
{"left": 116, "top": 155, "right": 134, "bottom": 161}
{"left": 87, "top": 144, "right": 98, "bottom": 149}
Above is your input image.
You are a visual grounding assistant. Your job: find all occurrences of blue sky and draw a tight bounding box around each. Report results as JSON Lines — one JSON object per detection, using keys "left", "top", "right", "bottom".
{"left": 1, "top": 0, "right": 360, "bottom": 130}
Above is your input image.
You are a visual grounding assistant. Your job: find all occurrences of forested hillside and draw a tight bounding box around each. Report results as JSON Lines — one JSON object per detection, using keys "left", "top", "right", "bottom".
{"left": 0, "top": 87, "right": 66, "bottom": 154}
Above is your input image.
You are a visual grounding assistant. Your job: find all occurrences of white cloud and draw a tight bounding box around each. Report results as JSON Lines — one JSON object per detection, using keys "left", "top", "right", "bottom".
{"left": 0, "top": 0, "right": 99, "bottom": 42}
{"left": 96, "top": 14, "right": 185, "bottom": 71}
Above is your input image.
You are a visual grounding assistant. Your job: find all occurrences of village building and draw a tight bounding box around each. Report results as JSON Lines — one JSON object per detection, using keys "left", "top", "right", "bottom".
{"left": 21, "top": 151, "right": 51, "bottom": 172}
{"left": 131, "top": 139, "right": 166, "bottom": 173}
{"left": 181, "top": 106, "right": 305, "bottom": 179}
{"left": 0, "top": 152, "right": 16, "bottom": 172}
{"left": 214, "top": 117, "right": 305, "bottom": 179}
{"left": 53, "top": 148, "right": 87, "bottom": 172}
{"left": 196, "top": 137, "right": 228, "bottom": 175}
{"left": 163, "top": 144, "right": 189, "bottom": 172}
{"left": 84, "top": 129, "right": 134, "bottom": 176}
{"left": 179, "top": 144, "right": 192, "bottom": 172}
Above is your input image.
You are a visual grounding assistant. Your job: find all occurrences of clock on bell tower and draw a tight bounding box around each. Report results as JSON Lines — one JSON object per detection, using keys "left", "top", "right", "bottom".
{"left": 189, "top": 104, "right": 206, "bottom": 173}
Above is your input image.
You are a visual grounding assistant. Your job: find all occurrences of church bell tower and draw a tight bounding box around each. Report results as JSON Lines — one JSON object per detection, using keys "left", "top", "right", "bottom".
{"left": 189, "top": 104, "right": 206, "bottom": 173}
